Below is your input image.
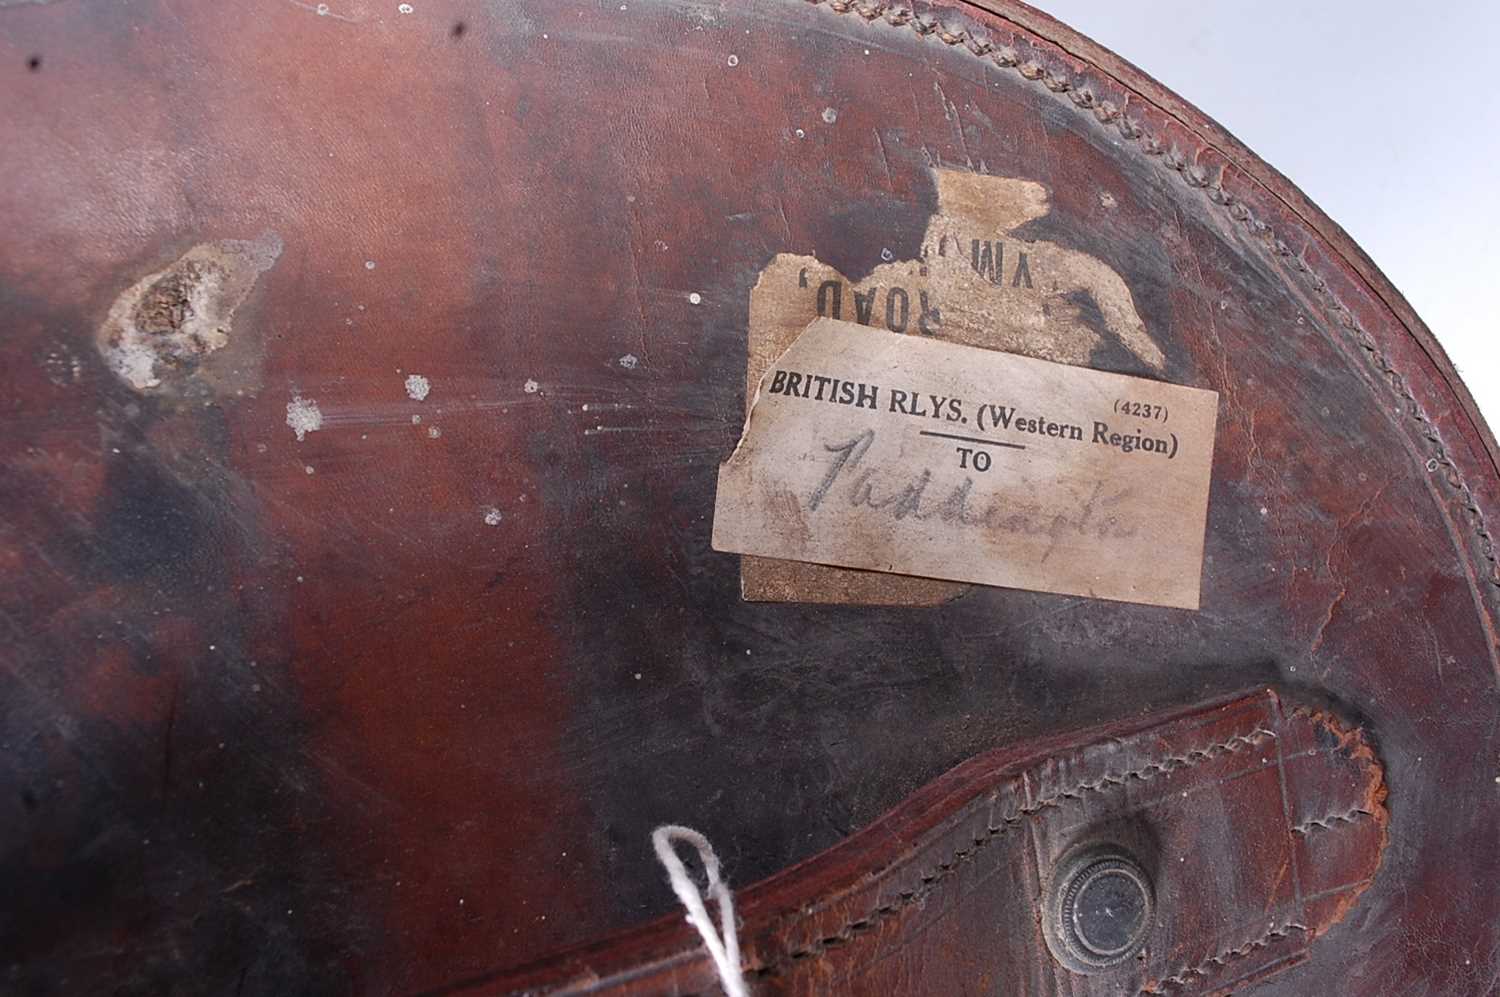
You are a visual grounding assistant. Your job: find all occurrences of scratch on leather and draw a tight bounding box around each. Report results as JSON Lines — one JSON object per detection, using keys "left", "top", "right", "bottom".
{"left": 750, "top": 725, "right": 1276, "bottom": 978}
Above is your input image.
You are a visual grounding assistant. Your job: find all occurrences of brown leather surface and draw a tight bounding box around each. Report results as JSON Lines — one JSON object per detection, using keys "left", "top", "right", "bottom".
{"left": 493, "top": 690, "right": 1386, "bottom": 995}
{"left": 2, "top": 0, "right": 1498, "bottom": 994}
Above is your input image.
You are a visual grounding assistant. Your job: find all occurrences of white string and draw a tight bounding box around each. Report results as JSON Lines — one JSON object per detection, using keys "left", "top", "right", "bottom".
{"left": 651, "top": 824, "right": 749, "bottom": 997}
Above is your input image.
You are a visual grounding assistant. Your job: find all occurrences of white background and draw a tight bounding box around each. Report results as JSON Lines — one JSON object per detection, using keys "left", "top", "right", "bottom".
{"left": 1038, "top": 1, "right": 1500, "bottom": 427}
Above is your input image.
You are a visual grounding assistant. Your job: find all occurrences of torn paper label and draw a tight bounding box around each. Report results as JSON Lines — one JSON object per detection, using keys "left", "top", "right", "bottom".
{"left": 713, "top": 318, "right": 1219, "bottom": 610}
{"left": 741, "top": 169, "right": 1167, "bottom": 605}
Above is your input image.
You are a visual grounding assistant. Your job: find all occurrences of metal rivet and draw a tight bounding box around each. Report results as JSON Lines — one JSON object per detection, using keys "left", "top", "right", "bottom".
{"left": 1045, "top": 846, "right": 1153, "bottom": 972}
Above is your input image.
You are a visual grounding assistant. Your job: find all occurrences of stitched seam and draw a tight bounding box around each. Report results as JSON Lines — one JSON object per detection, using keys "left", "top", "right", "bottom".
{"left": 802, "top": 0, "right": 1500, "bottom": 588}
{"left": 1293, "top": 806, "right": 1373, "bottom": 835}
{"left": 1138, "top": 923, "right": 1309, "bottom": 994}
{"left": 748, "top": 726, "right": 1275, "bottom": 978}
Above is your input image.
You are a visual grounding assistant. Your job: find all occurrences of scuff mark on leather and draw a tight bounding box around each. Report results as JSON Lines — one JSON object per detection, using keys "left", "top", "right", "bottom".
{"left": 98, "top": 233, "right": 282, "bottom": 391}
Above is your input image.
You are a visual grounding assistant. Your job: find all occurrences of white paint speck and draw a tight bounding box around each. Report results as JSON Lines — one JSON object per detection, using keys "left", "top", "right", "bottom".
{"left": 286, "top": 395, "right": 323, "bottom": 442}
{"left": 411, "top": 414, "right": 422, "bottom": 424}
{"left": 304, "top": 465, "right": 315, "bottom": 475}
{"left": 1099, "top": 191, "right": 1117, "bottom": 209}
{"left": 483, "top": 506, "right": 503, "bottom": 526}
{"left": 618, "top": 354, "right": 639, "bottom": 370}
{"left": 688, "top": 292, "right": 702, "bottom": 305}
{"left": 405, "top": 373, "right": 431, "bottom": 401}
{"left": 364, "top": 260, "right": 376, "bottom": 270}
{"left": 726, "top": 54, "right": 739, "bottom": 67}
{"left": 880, "top": 247, "right": 894, "bottom": 261}
{"left": 523, "top": 379, "right": 540, "bottom": 394}
{"left": 821, "top": 107, "right": 838, "bottom": 124}
{"left": 397, "top": 1, "right": 413, "bottom": 11}
{"left": 427, "top": 426, "right": 441, "bottom": 438}
{"left": 1259, "top": 506, "right": 1268, "bottom": 516}
{"left": 315, "top": 3, "right": 329, "bottom": 15}
{"left": 794, "top": 128, "right": 806, "bottom": 139}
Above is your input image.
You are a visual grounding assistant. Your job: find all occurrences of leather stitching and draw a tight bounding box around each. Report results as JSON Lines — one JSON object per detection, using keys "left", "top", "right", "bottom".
{"left": 1137, "top": 923, "right": 1308, "bottom": 995}
{"left": 1293, "top": 807, "right": 1374, "bottom": 835}
{"left": 749, "top": 726, "right": 1277, "bottom": 978}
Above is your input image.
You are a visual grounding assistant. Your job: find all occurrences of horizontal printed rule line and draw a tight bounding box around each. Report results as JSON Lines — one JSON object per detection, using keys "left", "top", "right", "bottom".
{"left": 917, "top": 430, "right": 1026, "bottom": 450}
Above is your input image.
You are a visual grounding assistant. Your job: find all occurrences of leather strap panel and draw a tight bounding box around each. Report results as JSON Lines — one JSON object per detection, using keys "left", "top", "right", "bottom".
{"left": 489, "top": 689, "right": 1385, "bottom": 996}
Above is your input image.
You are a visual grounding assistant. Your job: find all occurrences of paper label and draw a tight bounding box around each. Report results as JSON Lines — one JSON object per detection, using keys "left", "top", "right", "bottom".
{"left": 741, "top": 169, "right": 1170, "bottom": 605}
{"left": 713, "top": 318, "right": 1219, "bottom": 609}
